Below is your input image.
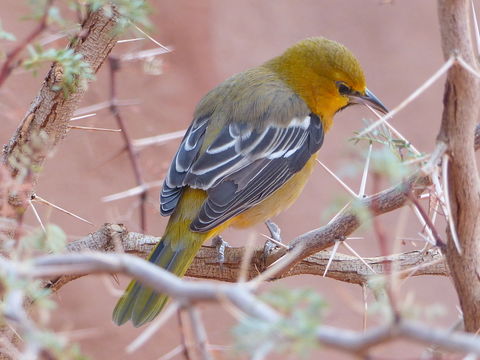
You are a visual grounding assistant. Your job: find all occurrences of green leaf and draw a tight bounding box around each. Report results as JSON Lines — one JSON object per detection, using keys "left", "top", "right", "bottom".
{"left": 23, "top": 46, "right": 94, "bottom": 94}
{"left": 22, "top": 224, "right": 66, "bottom": 253}
{"left": 233, "top": 288, "right": 327, "bottom": 358}
{"left": 0, "top": 21, "right": 16, "bottom": 41}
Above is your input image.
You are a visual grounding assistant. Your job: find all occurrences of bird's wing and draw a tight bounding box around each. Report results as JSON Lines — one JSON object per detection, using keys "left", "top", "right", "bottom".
{"left": 160, "top": 116, "right": 209, "bottom": 215}
{"left": 186, "top": 114, "right": 324, "bottom": 231}
{"left": 160, "top": 69, "right": 325, "bottom": 230}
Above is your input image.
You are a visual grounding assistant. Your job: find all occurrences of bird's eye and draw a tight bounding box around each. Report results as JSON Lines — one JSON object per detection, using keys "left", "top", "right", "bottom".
{"left": 337, "top": 82, "right": 351, "bottom": 95}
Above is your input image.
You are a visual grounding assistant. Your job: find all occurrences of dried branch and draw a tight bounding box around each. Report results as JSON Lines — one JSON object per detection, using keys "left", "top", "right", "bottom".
{"left": 46, "top": 220, "right": 447, "bottom": 293}
{"left": 47, "top": 119, "right": 480, "bottom": 289}
{"left": 108, "top": 56, "right": 148, "bottom": 232}
{"left": 2, "top": 252, "right": 479, "bottom": 356}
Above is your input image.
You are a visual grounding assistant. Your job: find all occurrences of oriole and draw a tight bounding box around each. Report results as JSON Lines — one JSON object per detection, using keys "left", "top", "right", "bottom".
{"left": 113, "top": 37, "right": 387, "bottom": 327}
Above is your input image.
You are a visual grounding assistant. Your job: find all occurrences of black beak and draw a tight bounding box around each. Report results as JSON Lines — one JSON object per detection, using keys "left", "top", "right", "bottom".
{"left": 348, "top": 88, "right": 388, "bottom": 114}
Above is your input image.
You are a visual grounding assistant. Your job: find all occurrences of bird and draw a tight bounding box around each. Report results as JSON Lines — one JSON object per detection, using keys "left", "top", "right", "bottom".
{"left": 113, "top": 37, "right": 388, "bottom": 327}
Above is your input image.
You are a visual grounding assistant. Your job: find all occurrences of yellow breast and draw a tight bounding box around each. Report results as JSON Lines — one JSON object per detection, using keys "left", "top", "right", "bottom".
{"left": 231, "top": 153, "right": 318, "bottom": 228}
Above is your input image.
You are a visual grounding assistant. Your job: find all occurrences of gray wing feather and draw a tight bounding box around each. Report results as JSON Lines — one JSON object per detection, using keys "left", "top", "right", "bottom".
{"left": 160, "top": 117, "right": 209, "bottom": 215}
{"left": 190, "top": 114, "right": 324, "bottom": 231}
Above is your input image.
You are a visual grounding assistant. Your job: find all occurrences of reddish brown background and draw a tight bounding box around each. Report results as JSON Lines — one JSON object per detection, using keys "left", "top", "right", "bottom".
{"left": 0, "top": 1, "right": 463, "bottom": 359}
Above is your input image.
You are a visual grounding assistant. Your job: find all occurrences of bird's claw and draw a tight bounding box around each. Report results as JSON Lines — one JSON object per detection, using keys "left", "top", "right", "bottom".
{"left": 212, "top": 235, "right": 230, "bottom": 266}
{"left": 263, "top": 220, "right": 283, "bottom": 258}
{"left": 265, "top": 219, "right": 282, "bottom": 243}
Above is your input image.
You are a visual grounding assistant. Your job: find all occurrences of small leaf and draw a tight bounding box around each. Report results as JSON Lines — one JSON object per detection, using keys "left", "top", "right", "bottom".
{"left": 0, "top": 21, "right": 16, "bottom": 41}
{"left": 22, "top": 224, "right": 66, "bottom": 253}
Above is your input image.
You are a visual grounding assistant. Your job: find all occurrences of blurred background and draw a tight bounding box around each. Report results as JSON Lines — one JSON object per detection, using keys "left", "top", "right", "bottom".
{"left": 0, "top": 0, "right": 463, "bottom": 358}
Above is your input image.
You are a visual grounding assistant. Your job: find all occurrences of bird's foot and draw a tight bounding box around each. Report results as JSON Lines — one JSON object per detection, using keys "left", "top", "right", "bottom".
{"left": 265, "top": 219, "right": 282, "bottom": 244}
{"left": 212, "top": 235, "right": 230, "bottom": 266}
{"left": 263, "top": 220, "right": 284, "bottom": 258}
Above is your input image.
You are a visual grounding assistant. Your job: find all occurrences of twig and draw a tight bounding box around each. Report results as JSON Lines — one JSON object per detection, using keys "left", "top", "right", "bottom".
{"left": 176, "top": 309, "right": 192, "bottom": 360}
{"left": 108, "top": 56, "right": 147, "bottom": 232}
{"left": 126, "top": 302, "right": 179, "bottom": 353}
{"left": 408, "top": 194, "right": 446, "bottom": 248}
{"left": 0, "top": 0, "right": 53, "bottom": 87}
{"left": 187, "top": 307, "right": 212, "bottom": 360}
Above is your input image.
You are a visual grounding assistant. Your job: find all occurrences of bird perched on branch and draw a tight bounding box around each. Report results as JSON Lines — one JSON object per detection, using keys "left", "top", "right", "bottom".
{"left": 113, "top": 37, "right": 388, "bottom": 326}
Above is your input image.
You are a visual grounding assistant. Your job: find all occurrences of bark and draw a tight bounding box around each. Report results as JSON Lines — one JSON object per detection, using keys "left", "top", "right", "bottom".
{"left": 437, "top": 0, "right": 480, "bottom": 332}
{"left": 2, "top": 8, "right": 119, "bottom": 185}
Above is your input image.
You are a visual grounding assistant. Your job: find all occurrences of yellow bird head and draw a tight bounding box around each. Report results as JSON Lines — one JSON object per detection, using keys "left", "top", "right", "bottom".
{"left": 266, "top": 37, "right": 387, "bottom": 130}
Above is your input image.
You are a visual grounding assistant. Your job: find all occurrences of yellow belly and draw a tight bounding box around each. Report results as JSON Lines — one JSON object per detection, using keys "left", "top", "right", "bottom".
{"left": 231, "top": 153, "right": 317, "bottom": 228}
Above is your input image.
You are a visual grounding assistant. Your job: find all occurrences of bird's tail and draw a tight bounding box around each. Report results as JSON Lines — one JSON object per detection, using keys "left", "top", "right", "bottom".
{"left": 112, "top": 189, "right": 225, "bottom": 327}
{"left": 112, "top": 228, "right": 207, "bottom": 327}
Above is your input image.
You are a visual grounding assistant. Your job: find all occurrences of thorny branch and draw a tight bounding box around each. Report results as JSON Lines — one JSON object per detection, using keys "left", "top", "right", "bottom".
{"left": 1, "top": 6, "right": 120, "bottom": 206}
{"left": 108, "top": 56, "right": 148, "bottom": 232}
{"left": 23, "top": 121, "right": 480, "bottom": 292}
{"left": 437, "top": 0, "right": 480, "bottom": 332}
{"left": 1, "top": 252, "right": 478, "bottom": 356}
{"left": 2, "top": 0, "right": 480, "bottom": 357}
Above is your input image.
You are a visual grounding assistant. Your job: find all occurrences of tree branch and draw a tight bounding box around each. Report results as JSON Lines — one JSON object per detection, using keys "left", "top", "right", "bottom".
{"left": 2, "top": 7, "right": 120, "bottom": 193}
{"left": 2, "top": 252, "right": 478, "bottom": 356}
{"left": 47, "top": 119, "right": 480, "bottom": 290}
{"left": 47, "top": 218, "right": 448, "bottom": 293}
{"left": 437, "top": 0, "right": 480, "bottom": 332}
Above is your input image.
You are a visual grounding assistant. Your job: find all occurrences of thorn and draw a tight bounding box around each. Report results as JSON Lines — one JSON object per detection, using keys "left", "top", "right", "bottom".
{"left": 323, "top": 240, "right": 341, "bottom": 277}
{"left": 316, "top": 160, "right": 358, "bottom": 198}
{"left": 68, "top": 125, "right": 122, "bottom": 132}
{"left": 31, "top": 194, "right": 94, "bottom": 226}
{"left": 70, "top": 113, "right": 97, "bottom": 121}
{"left": 121, "top": 48, "right": 171, "bottom": 62}
{"left": 442, "top": 154, "right": 462, "bottom": 254}
{"left": 358, "top": 143, "right": 372, "bottom": 197}
{"left": 102, "top": 180, "right": 164, "bottom": 202}
{"left": 328, "top": 201, "right": 351, "bottom": 225}
{"left": 472, "top": 0, "right": 480, "bottom": 56}
{"left": 117, "top": 37, "right": 145, "bottom": 44}
{"left": 133, "top": 129, "right": 186, "bottom": 148}
{"left": 457, "top": 55, "right": 480, "bottom": 79}
{"left": 341, "top": 241, "right": 377, "bottom": 274}
{"left": 264, "top": 219, "right": 284, "bottom": 244}
{"left": 133, "top": 24, "right": 171, "bottom": 52}
{"left": 362, "top": 284, "right": 368, "bottom": 331}
{"left": 259, "top": 233, "right": 289, "bottom": 250}
{"left": 411, "top": 204, "right": 437, "bottom": 245}
{"left": 357, "top": 56, "right": 455, "bottom": 137}
{"left": 249, "top": 246, "right": 303, "bottom": 287}
{"left": 29, "top": 200, "right": 46, "bottom": 233}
